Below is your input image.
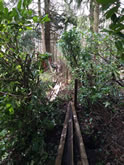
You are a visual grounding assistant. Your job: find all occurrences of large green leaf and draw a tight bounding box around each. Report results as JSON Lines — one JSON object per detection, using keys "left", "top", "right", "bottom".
{"left": 33, "top": 16, "right": 39, "bottom": 22}
{"left": 0, "top": 0, "right": 4, "bottom": 12}
{"left": 97, "top": 0, "right": 117, "bottom": 5}
{"left": 111, "top": 13, "right": 118, "bottom": 23}
{"left": 109, "top": 23, "right": 124, "bottom": 32}
{"left": 11, "top": 8, "right": 18, "bottom": 17}
{"left": 17, "top": 0, "right": 32, "bottom": 10}
{"left": 121, "top": 53, "right": 124, "bottom": 61}
{"left": 105, "top": 6, "right": 118, "bottom": 19}
{"left": 4, "top": 8, "right": 8, "bottom": 15}
{"left": 41, "top": 14, "right": 50, "bottom": 23}
{"left": 23, "top": 0, "right": 32, "bottom": 8}
{"left": 115, "top": 41, "right": 123, "bottom": 51}
{"left": 17, "top": 0, "right": 22, "bottom": 10}
{"left": 119, "top": 15, "right": 124, "bottom": 23}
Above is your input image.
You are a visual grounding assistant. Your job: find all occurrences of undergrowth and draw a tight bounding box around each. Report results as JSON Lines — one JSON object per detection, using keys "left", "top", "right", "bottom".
{"left": 58, "top": 28, "right": 124, "bottom": 164}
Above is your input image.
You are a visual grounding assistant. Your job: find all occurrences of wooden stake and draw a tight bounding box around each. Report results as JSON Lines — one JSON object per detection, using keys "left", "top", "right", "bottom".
{"left": 74, "top": 79, "right": 78, "bottom": 109}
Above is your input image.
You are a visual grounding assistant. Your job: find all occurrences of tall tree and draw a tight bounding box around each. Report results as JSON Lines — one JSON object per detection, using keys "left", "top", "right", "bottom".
{"left": 89, "top": 0, "right": 94, "bottom": 31}
{"left": 38, "top": 0, "right": 46, "bottom": 53}
{"left": 68, "top": 0, "right": 100, "bottom": 32}
{"left": 93, "top": 0, "right": 99, "bottom": 32}
{"left": 45, "top": 0, "right": 51, "bottom": 53}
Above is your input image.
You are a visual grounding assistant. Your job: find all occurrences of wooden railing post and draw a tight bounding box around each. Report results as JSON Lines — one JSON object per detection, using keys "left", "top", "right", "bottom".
{"left": 74, "top": 79, "right": 78, "bottom": 109}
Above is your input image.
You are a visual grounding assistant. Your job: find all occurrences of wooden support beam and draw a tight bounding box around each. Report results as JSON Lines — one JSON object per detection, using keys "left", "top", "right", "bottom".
{"left": 71, "top": 102, "right": 89, "bottom": 165}
{"left": 66, "top": 104, "right": 74, "bottom": 165}
{"left": 55, "top": 104, "right": 70, "bottom": 165}
{"left": 74, "top": 79, "right": 78, "bottom": 109}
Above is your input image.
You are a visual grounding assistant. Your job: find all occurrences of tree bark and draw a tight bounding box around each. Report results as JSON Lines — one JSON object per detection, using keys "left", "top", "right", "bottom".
{"left": 89, "top": 0, "right": 99, "bottom": 33}
{"left": 38, "top": 0, "right": 46, "bottom": 53}
{"left": 89, "top": 0, "right": 94, "bottom": 32}
{"left": 44, "top": 0, "right": 51, "bottom": 53}
{"left": 93, "top": 0, "right": 99, "bottom": 33}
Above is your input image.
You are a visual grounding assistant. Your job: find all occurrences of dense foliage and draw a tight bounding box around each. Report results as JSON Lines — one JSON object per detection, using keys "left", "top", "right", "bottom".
{"left": 59, "top": 27, "right": 124, "bottom": 165}
{"left": 0, "top": 0, "right": 123, "bottom": 164}
{"left": 58, "top": 28, "right": 123, "bottom": 107}
{"left": 0, "top": 0, "right": 60, "bottom": 164}
{"left": 97, "top": 0, "right": 124, "bottom": 61}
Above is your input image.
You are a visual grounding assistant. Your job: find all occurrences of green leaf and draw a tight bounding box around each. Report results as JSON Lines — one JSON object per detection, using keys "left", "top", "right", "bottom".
{"left": 41, "top": 14, "right": 50, "bottom": 23}
{"left": 33, "top": 16, "right": 39, "bottom": 22}
{"left": 115, "top": 41, "right": 123, "bottom": 51}
{"left": 121, "top": 53, "right": 124, "bottom": 61}
{"left": 97, "top": 0, "right": 117, "bottom": 10}
{"left": 9, "top": 107, "right": 14, "bottom": 114}
{"left": 111, "top": 13, "right": 118, "bottom": 22}
{"left": 27, "top": 9, "right": 33, "bottom": 16}
{"left": 17, "top": 0, "right": 22, "bottom": 10}
{"left": 23, "top": 0, "right": 32, "bottom": 7}
{"left": 6, "top": 103, "right": 11, "bottom": 108}
{"left": 16, "top": 65, "right": 22, "bottom": 72}
{"left": 0, "top": 53, "right": 4, "bottom": 57}
{"left": 97, "top": 0, "right": 117, "bottom": 5}
{"left": 102, "top": 28, "right": 114, "bottom": 35}
{"left": 119, "top": 15, "right": 124, "bottom": 23}
{"left": 0, "top": 0, "right": 4, "bottom": 12}
{"left": 11, "top": 8, "right": 18, "bottom": 17}
{"left": 115, "top": 25, "right": 124, "bottom": 32}
{"left": 4, "top": 8, "right": 8, "bottom": 15}
{"left": 109, "top": 23, "right": 124, "bottom": 31}
{"left": 122, "top": 8, "right": 124, "bottom": 13}
{"left": 105, "top": 7, "right": 118, "bottom": 19}
{"left": 26, "top": 26, "right": 32, "bottom": 30}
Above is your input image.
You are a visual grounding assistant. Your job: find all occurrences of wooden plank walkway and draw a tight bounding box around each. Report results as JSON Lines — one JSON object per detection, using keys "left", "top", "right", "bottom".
{"left": 55, "top": 102, "right": 89, "bottom": 165}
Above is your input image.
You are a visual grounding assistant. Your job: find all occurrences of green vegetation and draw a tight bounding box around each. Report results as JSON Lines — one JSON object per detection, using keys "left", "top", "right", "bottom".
{"left": 0, "top": 0, "right": 61, "bottom": 164}
{"left": 0, "top": 0, "right": 123, "bottom": 164}
{"left": 96, "top": 0, "right": 124, "bottom": 61}
{"left": 59, "top": 28, "right": 122, "bottom": 107}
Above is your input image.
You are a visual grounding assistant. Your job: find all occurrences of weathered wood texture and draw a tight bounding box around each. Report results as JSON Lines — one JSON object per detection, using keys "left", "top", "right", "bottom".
{"left": 71, "top": 102, "right": 89, "bottom": 165}
{"left": 55, "top": 104, "right": 70, "bottom": 165}
{"left": 74, "top": 79, "right": 78, "bottom": 109}
{"left": 55, "top": 102, "right": 88, "bottom": 165}
{"left": 64, "top": 104, "right": 74, "bottom": 165}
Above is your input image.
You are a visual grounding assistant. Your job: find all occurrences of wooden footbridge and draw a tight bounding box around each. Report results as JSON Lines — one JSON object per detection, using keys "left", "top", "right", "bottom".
{"left": 55, "top": 101, "right": 89, "bottom": 165}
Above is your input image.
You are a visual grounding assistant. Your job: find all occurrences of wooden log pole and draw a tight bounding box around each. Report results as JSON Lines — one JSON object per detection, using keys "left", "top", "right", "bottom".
{"left": 55, "top": 103, "right": 70, "bottom": 165}
{"left": 74, "top": 79, "right": 78, "bottom": 109}
{"left": 71, "top": 102, "right": 89, "bottom": 165}
{"left": 66, "top": 104, "right": 74, "bottom": 165}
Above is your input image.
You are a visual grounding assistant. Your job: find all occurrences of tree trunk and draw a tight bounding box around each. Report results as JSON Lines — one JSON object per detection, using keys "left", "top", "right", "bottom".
{"left": 89, "top": 0, "right": 94, "bottom": 32}
{"left": 89, "top": 0, "right": 99, "bottom": 33}
{"left": 45, "top": 0, "right": 51, "bottom": 53}
{"left": 38, "top": 0, "right": 46, "bottom": 53}
{"left": 93, "top": 0, "right": 99, "bottom": 33}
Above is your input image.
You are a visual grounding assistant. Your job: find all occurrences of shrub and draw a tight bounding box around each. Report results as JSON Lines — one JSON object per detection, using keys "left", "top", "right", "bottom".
{"left": 58, "top": 28, "right": 121, "bottom": 107}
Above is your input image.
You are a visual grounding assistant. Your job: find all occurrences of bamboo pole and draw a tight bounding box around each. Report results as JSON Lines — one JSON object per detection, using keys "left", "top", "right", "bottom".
{"left": 55, "top": 104, "right": 70, "bottom": 165}
{"left": 66, "top": 104, "right": 74, "bottom": 165}
{"left": 71, "top": 102, "right": 89, "bottom": 165}
{"left": 74, "top": 79, "right": 78, "bottom": 109}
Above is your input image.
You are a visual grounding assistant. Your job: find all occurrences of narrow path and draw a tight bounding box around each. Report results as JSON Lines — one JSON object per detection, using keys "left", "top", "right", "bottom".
{"left": 48, "top": 82, "right": 65, "bottom": 101}
{"left": 55, "top": 102, "right": 89, "bottom": 165}
{"left": 47, "top": 72, "right": 68, "bottom": 101}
